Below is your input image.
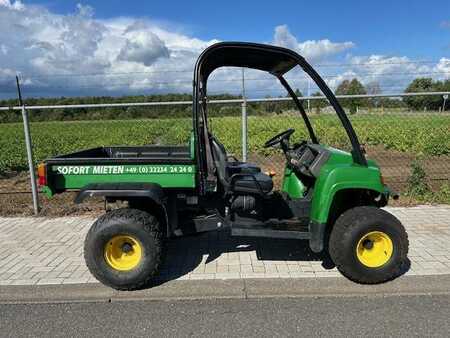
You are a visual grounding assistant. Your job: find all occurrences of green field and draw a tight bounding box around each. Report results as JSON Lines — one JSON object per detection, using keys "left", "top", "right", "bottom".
{"left": 0, "top": 113, "right": 449, "bottom": 174}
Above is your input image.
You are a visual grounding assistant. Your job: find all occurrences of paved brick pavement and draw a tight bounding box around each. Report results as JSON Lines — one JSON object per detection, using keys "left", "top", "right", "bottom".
{"left": 0, "top": 205, "right": 449, "bottom": 286}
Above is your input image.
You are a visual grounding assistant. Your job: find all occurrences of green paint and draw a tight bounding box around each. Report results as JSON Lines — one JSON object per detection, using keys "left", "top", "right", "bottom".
{"left": 309, "top": 146, "right": 384, "bottom": 224}
{"left": 41, "top": 185, "right": 54, "bottom": 198}
{"left": 280, "top": 146, "right": 384, "bottom": 224}
{"left": 51, "top": 164, "right": 194, "bottom": 176}
{"left": 48, "top": 164, "right": 196, "bottom": 192}
{"left": 281, "top": 166, "right": 305, "bottom": 198}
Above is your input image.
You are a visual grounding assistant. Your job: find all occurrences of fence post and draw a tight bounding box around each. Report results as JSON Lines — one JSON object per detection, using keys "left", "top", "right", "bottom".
{"left": 241, "top": 68, "right": 247, "bottom": 162}
{"left": 307, "top": 78, "right": 311, "bottom": 113}
{"left": 16, "top": 76, "right": 39, "bottom": 215}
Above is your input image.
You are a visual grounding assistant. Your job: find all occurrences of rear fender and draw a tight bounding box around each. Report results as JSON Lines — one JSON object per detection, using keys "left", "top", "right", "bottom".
{"left": 75, "top": 182, "right": 169, "bottom": 234}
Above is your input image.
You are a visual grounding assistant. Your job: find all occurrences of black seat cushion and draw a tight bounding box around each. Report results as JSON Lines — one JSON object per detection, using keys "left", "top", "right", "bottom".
{"left": 227, "top": 162, "right": 261, "bottom": 175}
{"left": 232, "top": 172, "right": 273, "bottom": 194}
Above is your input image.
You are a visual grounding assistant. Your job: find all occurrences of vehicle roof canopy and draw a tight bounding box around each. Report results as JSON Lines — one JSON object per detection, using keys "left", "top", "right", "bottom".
{"left": 195, "top": 42, "right": 301, "bottom": 81}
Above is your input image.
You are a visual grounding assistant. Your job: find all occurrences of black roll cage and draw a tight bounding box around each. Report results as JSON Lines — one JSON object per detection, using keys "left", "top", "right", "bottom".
{"left": 193, "top": 42, "right": 367, "bottom": 194}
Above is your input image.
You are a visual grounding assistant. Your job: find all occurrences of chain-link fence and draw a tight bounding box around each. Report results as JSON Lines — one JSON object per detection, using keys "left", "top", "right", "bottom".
{"left": 251, "top": 108, "right": 448, "bottom": 193}
{"left": 0, "top": 93, "right": 449, "bottom": 214}
{"left": 206, "top": 98, "right": 450, "bottom": 193}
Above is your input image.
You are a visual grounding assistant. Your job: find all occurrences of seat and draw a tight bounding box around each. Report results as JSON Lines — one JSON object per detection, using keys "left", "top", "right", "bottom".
{"left": 210, "top": 136, "right": 273, "bottom": 194}
{"left": 232, "top": 172, "right": 274, "bottom": 194}
{"left": 227, "top": 161, "right": 261, "bottom": 175}
{"left": 210, "top": 136, "right": 260, "bottom": 175}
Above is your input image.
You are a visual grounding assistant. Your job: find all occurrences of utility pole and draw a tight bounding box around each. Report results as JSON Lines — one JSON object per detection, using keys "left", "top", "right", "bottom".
{"left": 16, "top": 75, "right": 39, "bottom": 215}
{"left": 241, "top": 68, "right": 247, "bottom": 162}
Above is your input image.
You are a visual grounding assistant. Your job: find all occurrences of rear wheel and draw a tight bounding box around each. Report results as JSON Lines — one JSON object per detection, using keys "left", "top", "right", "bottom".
{"left": 329, "top": 206, "right": 408, "bottom": 284}
{"left": 84, "top": 208, "right": 163, "bottom": 290}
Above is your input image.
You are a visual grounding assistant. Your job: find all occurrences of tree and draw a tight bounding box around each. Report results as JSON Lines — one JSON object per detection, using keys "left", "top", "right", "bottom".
{"left": 335, "top": 79, "right": 350, "bottom": 96}
{"left": 310, "top": 91, "right": 327, "bottom": 114}
{"left": 335, "top": 78, "right": 367, "bottom": 114}
{"left": 403, "top": 78, "right": 442, "bottom": 111}
{"left": 294, "top": 88, "right": 303, "bottom": 97}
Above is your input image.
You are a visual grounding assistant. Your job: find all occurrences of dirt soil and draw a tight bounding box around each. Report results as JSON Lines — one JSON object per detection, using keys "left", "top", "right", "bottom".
{"left": 0, "top": 146, "right": 448, "bottom": 217}
{"left": 0, "top": 172, "right": 104, "bottom": 217}
{"left": 365, "top": 146, "right": 449, "bottom": 191}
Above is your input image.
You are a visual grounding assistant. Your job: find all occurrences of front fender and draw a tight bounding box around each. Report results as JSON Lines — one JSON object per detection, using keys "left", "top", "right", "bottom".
{"left": 310, "top": 165, "right": 384, "bottom": 224}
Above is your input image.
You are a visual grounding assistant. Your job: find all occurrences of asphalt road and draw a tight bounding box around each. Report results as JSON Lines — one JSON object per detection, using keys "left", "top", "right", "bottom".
{"left": 1, "top": 294, "right": 449, "bottom": 337}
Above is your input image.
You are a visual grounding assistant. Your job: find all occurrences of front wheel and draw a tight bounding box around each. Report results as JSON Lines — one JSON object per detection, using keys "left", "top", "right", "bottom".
{"left": 329, "top": 206, "right": 409, "bottom": 284}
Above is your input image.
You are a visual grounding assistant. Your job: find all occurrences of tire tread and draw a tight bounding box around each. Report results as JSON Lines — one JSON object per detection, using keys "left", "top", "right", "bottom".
{"left": 329, "top": 206, "right": 409, "bottom": 284}
{"left": 84, "top": 208, "right": 163, "bottom": 291}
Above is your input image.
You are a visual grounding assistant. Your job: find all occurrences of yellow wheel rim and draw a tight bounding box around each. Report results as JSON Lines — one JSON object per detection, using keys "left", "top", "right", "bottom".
{"left": 356, "top": 231, "right": 393, "bottom": 268}
{"left": 104, "top": 235, "right": 142, "bottom": 271}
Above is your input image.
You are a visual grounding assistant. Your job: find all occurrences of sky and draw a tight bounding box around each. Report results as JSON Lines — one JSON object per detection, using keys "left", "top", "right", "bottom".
{"left": 0, "top": 0, "right": 449, "bottom": 98}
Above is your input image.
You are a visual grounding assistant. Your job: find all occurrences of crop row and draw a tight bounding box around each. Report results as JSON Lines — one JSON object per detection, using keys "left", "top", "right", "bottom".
{"left": 0, "top": 113, "right": 449, "bottom": 174}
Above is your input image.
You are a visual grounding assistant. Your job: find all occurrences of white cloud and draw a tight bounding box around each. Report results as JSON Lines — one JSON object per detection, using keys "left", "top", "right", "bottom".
{"left": 0, "top": 3, "right": 447, "bottom": 98}
{"left": 117, "top": 32, "right": 169, "bottom": 66}
{"left": 0, "top": 0, "right": 24, "bottom": 10}
{"left": 319, "top": 54, "right": 436, "bottom": 92}
{"left": 0, "top": 2, "right": 218, "bottom": 96}
{"left": 434, "top": 58, "right": 450, "bottom": 78}
{"left": 0, "top": 68, "right": 15, "bottom": 88}
{"left": 273, "top": 25, "right": 355, "bottom": 62}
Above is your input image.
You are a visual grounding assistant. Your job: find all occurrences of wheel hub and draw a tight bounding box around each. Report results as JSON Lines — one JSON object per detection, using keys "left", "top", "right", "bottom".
{"left": 362, "top": 239, "right": 374, "bottom": 250}
{"left": 104, "top": 235, "right": 142, "bottom": 271}
{"left": 356, "top": 231, "right": 393, "bottom": 268}
{"left": 121, "top": 242, "right": 133, "bottom": 253}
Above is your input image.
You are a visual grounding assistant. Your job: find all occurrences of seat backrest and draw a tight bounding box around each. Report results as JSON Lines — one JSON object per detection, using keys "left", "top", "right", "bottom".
{"left": 210, "top": 136, "right": 229, "bottom": 187}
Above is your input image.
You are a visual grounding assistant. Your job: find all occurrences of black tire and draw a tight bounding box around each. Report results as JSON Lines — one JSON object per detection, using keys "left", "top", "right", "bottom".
{"left": 329, "top": 206, "right": 409, "bottom": 284}
{"left": 84, "top": 208, "right": 163, "bottom": 290}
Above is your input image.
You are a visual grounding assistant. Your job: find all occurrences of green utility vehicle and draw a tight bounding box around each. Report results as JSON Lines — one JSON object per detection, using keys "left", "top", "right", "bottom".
{"left": 38, "top": 42, "right": 408, "bottom": 290}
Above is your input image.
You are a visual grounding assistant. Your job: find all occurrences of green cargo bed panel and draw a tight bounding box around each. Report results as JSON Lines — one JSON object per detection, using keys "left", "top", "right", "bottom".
{"left": 49, "top": 164, "right": 196, "bottom": 190}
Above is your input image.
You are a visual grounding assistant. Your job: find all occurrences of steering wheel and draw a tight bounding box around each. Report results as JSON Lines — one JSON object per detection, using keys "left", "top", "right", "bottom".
{"left": 264, "top": 128, "right": 295, "bottom": 148}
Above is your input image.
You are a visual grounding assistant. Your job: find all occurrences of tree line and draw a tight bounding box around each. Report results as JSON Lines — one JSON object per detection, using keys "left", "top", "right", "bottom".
{"left": 0, "top": 77, "right": 448, "bottom": 123}
{"left": 330, "top": 77, "right": 450, "bottom": 114}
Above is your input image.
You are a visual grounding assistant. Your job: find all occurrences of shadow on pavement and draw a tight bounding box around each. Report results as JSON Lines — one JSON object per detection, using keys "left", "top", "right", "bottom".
{"left": 150, "top": 229, "right": 335, "bottom": 288}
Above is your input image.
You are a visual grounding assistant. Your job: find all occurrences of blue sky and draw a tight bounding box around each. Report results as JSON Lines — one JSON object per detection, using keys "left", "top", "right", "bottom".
{"left": 27, "top": 0, "right": 450, "bottom": 59}
{"left": 0, "top": 0, "right": 449, "bottom": 97}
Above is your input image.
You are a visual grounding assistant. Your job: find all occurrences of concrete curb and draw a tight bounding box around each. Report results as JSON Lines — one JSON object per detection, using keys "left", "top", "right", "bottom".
{"left": 1, "top": 274, "right": 449, "bottom": 304}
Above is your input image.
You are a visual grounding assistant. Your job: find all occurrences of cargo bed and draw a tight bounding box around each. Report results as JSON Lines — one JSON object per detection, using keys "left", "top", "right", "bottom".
{"left": 42, "top": 146, "right": 196, "bottom": 196}
{"left": 47, "top": 146, "right": 193, "bottom": 164}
